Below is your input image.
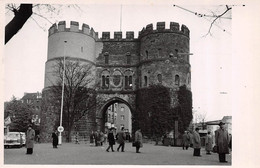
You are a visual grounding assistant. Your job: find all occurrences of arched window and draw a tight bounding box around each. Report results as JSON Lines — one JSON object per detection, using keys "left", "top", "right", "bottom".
{"left": 126, "top": 52, "right": 131, "bottom": 64}
{"left": 104, "top": 52, "right": 109, "bottom": 64}
{"left": 175, "top": 75, "right": 180, "bottom": 86}
{"left": 125, "top": 76, "right": 128, "bottom": 87}
{"left": 124, "top": 70, "right": 133, "bottom": 89}
{"left": 145, "top": 50, "right": 149, "bottom": 59}
{"left": 124, "top": 76, "right": 132, "bottom": 89}
{"left": 158, "top": 74, "right": 162, "bottom": 83}
{"left": 102, "top": 75, "right": 106, "bottom": 87}
{"left": 144, "top": 76, "right": 148, "bottom": 87}
{"left": 129, "top": 76, "right": 132, "bottom": 86}
{"left": 101, "top": 70, "right": 110, "bottom": 89}
{"left": 158, "top": 48, "right": 162, "bottom": 58}
{"left": 106, "top": 75, "right": 110, "bottom": 87}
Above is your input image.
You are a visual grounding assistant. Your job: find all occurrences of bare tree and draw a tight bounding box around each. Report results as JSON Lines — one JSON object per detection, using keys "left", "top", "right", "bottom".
{"left": 173, "top": 4, "right": 237, "bottom": 36}
{"left": 5, "top": 3, "right": 81, "bottom": 44}
{"left": 50, "top": 58, "right": 96, "bottom": 142}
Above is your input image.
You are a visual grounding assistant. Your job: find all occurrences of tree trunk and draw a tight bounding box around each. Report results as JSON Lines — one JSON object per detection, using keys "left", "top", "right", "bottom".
{"left": 5, "top": 4, "right": 33, "bottom": 44}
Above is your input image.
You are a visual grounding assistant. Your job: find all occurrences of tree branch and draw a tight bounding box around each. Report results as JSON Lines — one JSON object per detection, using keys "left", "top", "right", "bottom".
{"left": 205, "top": 5, "right": 232, "bottom": 36}
{"left": 5, "top": 4, "right": 33, "bottom": 44}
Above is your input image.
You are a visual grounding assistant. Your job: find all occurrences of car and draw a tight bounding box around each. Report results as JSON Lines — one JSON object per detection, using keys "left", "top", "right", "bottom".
{"left": 4, "top": 132, "right": 24, "bottom": 148}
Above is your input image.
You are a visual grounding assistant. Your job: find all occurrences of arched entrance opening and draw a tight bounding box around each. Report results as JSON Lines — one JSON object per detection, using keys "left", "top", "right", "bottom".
{"left": 99, "top": 97, "right": 133, "bottom": 136}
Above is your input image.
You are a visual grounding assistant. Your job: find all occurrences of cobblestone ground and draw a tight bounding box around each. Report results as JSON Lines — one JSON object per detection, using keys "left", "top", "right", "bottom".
{"left": 4, "top": 142, "right": 231, "bottom": 165}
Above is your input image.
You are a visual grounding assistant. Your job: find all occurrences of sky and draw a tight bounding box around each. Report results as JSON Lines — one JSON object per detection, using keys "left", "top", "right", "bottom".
{"left": 0, "top": 1, "right": 253, "bottom": 122}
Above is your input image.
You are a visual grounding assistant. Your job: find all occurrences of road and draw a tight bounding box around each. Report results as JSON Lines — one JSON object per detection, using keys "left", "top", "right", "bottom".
{"left": 4, "top": 142, "right": 231, "bottom": 165}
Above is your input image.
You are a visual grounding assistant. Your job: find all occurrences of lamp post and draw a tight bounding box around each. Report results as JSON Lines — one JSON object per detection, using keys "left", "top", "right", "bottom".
{"left": 58, "top": 40, "right": 67, "bottom": 145}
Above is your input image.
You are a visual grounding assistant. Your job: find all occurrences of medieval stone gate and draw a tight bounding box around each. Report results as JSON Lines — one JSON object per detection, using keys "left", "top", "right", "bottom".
{"left": 41, "top": 20, "right": 191, "bottom": 142}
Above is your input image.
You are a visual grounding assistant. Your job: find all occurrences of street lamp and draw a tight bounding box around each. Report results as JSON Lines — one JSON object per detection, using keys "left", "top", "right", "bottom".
{"left": 58, "top": 40, "right": 67, "bottom": 145}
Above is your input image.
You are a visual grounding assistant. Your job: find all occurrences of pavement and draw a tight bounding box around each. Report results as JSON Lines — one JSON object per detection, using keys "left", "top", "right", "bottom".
{"left": 4, "top": 142, "right": 231, "bottom": 165}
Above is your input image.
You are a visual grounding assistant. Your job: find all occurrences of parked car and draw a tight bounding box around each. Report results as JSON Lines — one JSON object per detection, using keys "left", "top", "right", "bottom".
{"left": 4, "top": 132, "right": 25, "bottom": 148}
{"left": 20, "top": 132, "right": 26, "bottom": 146}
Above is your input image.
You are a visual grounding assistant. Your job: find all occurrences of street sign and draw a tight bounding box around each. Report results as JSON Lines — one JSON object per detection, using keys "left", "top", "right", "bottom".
{"left": 57, "top": 126, "right": 64, "bottom": 132}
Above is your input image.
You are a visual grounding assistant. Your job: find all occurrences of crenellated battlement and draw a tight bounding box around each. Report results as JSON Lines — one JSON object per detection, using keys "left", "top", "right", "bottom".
{"left": 48, "top": 21, "right": 98, "bottom": 40}
{"left": 139, "top": 22, "right": 190, "bottom": 38}
{"left": 100, "top": 31, "right": 136, "bottom": 41}
{"left": 48, "top": 21, "right": 189, "bottom": 41}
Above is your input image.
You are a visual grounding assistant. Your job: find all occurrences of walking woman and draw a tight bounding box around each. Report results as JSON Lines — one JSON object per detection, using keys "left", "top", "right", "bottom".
{"left": 106, "top": 128, "right": 115, "bottom": 152}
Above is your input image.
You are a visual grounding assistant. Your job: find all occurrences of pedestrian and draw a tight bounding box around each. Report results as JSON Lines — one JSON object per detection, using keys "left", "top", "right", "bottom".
{"left": 188, "top": 131, "right": 193, "bottom": 148}
{"left": 134, "top": 127, "right": 143, "bottom": 153}
{"left": 104, "top": 131, "right": 108, "bottom": 145}
{"left": 116, "top": 127, "right": 126, "bottom": 152}
{"left": 215, "top": 122, "right": 230, "bottom": 163}
{"left": 106, "top": 128, "right": 115, "bottom": 152}
{"left": 94, "top": 131, "right": 99, "bottom": 146}
{"left": 182, "top": 131, "right": 190, "bottom": 150}
{"left": 205, "top": 131, "right": 213, "bottom": 154}
{"left": 52, "top": 130, "right": 58, "bottom": 148}
{"left": 90, "top": 131, "right": 95, "bottom": 146}
{"left": 26, "top": 124, "right": 35, "bottom": 154}
{"left": 75, "top": 132, "right": 80, "bottom": 144}
{"left": 100, "top": 131, "right": 104, "bottom": 146}
{"left": 36, "top": 134, "right": 40, "bottom": 143}
{"left": 192, "top": 128, "right": 201, "bottom": 156}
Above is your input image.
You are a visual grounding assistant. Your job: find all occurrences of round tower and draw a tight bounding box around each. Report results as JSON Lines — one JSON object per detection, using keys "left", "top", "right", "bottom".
{"left": 44, "top": 21, "right": 98, "bottom": 88}
{"left": 41, "top": 21, "right": 98, "bottom": 142}
{"left": 138, "top": 22, "right": 191, "bottom": 90}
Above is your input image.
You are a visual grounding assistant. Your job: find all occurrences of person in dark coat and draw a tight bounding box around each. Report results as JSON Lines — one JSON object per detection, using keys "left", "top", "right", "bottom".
{"left": 116, "top": 127, "right": 126, "bottom": 152}
{"left": 90, "top": 131, "right": 95, "bottom": 146}
{"left": 26, "top": 124, "right": 35, "bottom": 154}
{"left": 52, "top": 130, "right": 58, "bottom": 148}
{"left": 106, "top": 128, "right": 115, "bottom": 152}
{"left": 192, "top": 128, "right": 201, "bottom": 156}
{"left": 135, "top": 127, "right": 143, "bottom": 153}
{"left": 215, "top": 122, "right": 230, "bottom": 163}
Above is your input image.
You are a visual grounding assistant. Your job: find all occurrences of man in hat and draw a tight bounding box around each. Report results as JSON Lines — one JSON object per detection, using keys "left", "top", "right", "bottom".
{"left": 215, "top": 122, "right": 230, "bottom": 163}
{"left": 26, "top": 124, "right": 35, "bottom": 154}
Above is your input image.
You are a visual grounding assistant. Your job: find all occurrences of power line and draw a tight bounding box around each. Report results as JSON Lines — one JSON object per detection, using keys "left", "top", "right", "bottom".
{"left": 173, "top": 5, "right": 232, "bottom": 19}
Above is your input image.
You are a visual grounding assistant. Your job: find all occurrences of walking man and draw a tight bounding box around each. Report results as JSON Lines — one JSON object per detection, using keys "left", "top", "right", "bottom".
{"left": 106, "top": 128, "right": 115, "bottom": 152}
{"left": 192, "top": 128, "right": 201, "bottom": 156}
{"left": 134, "top": 127, "right": 143, "bottom": 153}
{"left": 26, "top": 124, "right": 35, "bottom": 154}
{"left": 117, "top": 127, "right": 126, "bottom": 152}
{"left": 215, "top": 122, "right": 229, "bottom": 163}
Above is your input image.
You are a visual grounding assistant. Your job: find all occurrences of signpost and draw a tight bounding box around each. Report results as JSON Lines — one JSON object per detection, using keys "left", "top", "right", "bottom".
{"left": 58, "top": 126, "right": 64, "bottom": 133}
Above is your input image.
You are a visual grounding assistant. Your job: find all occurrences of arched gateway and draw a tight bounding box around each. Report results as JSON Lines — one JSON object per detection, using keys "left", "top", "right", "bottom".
{"left": 96, "top": 96, "right": 134, "bottom": 133}
{"left": 41, "top": 21, "right": 191, "bottom": 142}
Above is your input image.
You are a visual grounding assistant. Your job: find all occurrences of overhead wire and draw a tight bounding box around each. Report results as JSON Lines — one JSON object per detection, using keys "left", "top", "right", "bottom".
{"left": 173, "top": 4, "right": 232, "bottom": 35}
